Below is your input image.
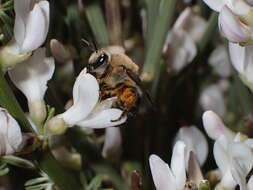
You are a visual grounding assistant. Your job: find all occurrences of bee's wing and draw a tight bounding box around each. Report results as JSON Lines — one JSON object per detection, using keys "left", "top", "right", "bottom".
{"left": 124, "top": 67, "right": 154, "bottom": 107}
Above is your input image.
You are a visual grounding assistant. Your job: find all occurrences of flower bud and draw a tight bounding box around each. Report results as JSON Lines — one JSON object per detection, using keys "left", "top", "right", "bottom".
{"left": 198, "top": 180, "right": 211, "bottom": 190}
{"left": 50, "top": 39, "right": 72, "bottom": 63}
{"left": 45, "top": 117, "right": 67, "bottom": 135}
{"left": 0, "top": 108, "right": 23, "bottom": 155}
{"left": 52, "top": 146, "right": 82, "bottom": 170}
{"left": 28, "top": 101, "right": 47, "bottom": 125}
{"left": 205, "top": 169, "right": 221, "bottom": 186}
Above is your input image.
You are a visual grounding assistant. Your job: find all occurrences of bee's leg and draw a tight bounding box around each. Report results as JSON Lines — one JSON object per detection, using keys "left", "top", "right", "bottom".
{"left": 111, "top": 86, "right": 139, "bottom": 122}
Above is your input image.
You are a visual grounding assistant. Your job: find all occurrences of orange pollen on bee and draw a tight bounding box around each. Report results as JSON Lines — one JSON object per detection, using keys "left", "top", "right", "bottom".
{"left": 119, "top": 87, "right": 137, "bottom": 106}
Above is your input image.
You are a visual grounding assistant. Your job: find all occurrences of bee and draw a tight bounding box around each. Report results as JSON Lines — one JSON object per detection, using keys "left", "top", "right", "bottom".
{"left": 86, "top": 46, "right": 152, "bottom": 122}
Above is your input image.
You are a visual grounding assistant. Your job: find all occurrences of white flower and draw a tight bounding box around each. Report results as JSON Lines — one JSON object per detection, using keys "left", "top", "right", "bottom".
{"left": 48, "top": 68, "right": 126, "bottom": 133}
{"left": 203, "top": 0, "right": 253, "bottom": 91}
{"left": 102, "top": 127, "right": 122, "bottom": 161}
{"left": 202, "top": 111, "right": 253, "bottom": 190}
{"left": 175, "top": 126, "right": 208, "bottom": 166}
{"left": 164, "top": 8, "right": 207, "bottom": 72}
{"left": 214, "top": 135, "right": 253, "bottom": 190}
{"left": 203, "top": 0, "right": 253, "bottom": 43}
{"left": 8, "top": 48, "right": 55, "bottom": 124}
{"left": 199, "top": 84, "right": 227, "bottom": 117}
{"left": 208, "top": 45, "right": 231, "bottom": 78}
{"left": 0, "top": 108, "right": 23, "bottom": 155}
{"left": 0, "top": 0, "right": 50, "bottom": 68}
{"left": 14, "top": 0, "right": 50, "bottom": 53}
{"left": 229, "top": 43, "right": 253, "bottom": 90}
{"left": 149, "top": 141, "right": 186, "bottom": 190}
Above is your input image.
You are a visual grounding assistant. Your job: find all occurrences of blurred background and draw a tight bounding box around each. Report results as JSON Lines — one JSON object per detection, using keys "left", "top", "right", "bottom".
{"left": 0, "top": 0, "right": 253, "bottom": 189}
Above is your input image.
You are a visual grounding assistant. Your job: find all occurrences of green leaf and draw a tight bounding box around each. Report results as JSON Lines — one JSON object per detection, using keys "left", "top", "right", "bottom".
{"left": 87, "top": 175, "right": 102, "bottom": 190}
{"left": 25, "top": 177, "right": 49, "bottom": 186}
{"left": 1, "top": 155, "right": 36, "bottom": 169}
{"left": 0, "top": 11, "right": 13, "bottom": 25}
{"left": 45, "top": 106, "right": 55, "bottom": 123}
{"left": 85, "top": 1, "right": 110, "bottom": 46}
{"left": 0, "top": 166, "right": 9, "bottom": 176}
{"left": 2, "top": 0, "right": 14, "bottom": 10}
{"left": 144, "top": 0, "right": 161, "bottom": 46}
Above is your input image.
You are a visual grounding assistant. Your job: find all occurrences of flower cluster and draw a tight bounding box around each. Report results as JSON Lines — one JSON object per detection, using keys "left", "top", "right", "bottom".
{"left": 202, "top": 0, "right": 253, "bottom": 90}
{"left": 149, "top": 110, "right": 253, "bottom": 190}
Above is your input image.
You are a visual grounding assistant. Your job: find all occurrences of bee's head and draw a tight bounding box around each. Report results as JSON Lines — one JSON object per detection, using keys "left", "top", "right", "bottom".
{"left": 87, "top": 50, "right": 110, "bottom": 76}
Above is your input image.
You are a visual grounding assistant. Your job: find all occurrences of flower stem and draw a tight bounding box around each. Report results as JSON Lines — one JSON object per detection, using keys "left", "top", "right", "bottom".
{"left": 196, "top": 12, "right": 218, "bottom": 52}
{"left": 140, "top": 0, "right": 177, "bottom": 83}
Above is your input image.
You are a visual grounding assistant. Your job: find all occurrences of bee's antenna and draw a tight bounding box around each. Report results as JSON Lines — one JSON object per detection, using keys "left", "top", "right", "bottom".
{"left": 91, "top": 39, "right": 98, "bottom": 52}
{"left": 81, "top": 38, "right": 95, "bottom": 52}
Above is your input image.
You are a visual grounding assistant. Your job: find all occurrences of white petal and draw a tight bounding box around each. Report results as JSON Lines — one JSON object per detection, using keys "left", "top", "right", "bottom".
{"left": 166, "top": 30, "right": 197, "bottom": 72}
{"left": 229, "top": 43, "right": 253, "bottom": 83}
{"left": 6, "top": 111, "right": 23, "bottom": 151}
{"left": 202, "top": 0, "right": 226, "bottom": 12}
{"left": 219, "top": 6, "right": 251, "bottom": 43}
{"left": 149, "top": 154, "right": 176, "bottom": 190}
{"left": 13, "top": 0, "right": 31, "bottom": 46}
{"left": 229, "top": 42, "right": 246, "bottom": 74}
{"left": 170, "top": 141, "right": 186, "bottom": 190}
{"left": 14, "top": 0, "right": 31, "bottom": 18}
{"left": 230, "top": 142, "right": 253, "bottom": 174}
{"left": 21, "top": 1, "right": 49, "bottom": 52}
{"left": 0, "top": 108, "right": 22, "bottom": 154}
{"left": 199, "top": 85, "right": 226, "bottom": 117}
{"left": 77, "top": 108, "right": 126, "bottom": 129}
{"left": 8, "top": 48, "right": 55, "bottom": 103}
{"left": 214, "top": 135, "right": 230, "bottom": 176}
{"left": 226, "top": 0, "right": 252, "bottom": 16}
{"left": 230, "top": 158, "right": 248, "bottom": 190}
{"left": 14, "top": 15, "right": 26, "bottom": 48}
{"left": 202, "top": 111, "right": 235, "bottom": 140}
{"left": 102, "top": 127, "right": 122, "bottom": 160}
{"left": 175, "top": 126, "right": 208, "bottom": 166}
{"left": 208, "top": 45, "right": 231, "bottom": 78}
{"left": 247, "top": 175, "right": 253, "bottom": 189}
{"left": 58, "top": 70, "right": 99, "bottom": 126}
{"left": 173, "top": 8, "right": 207, "bottom": 42}
{"left": 220, "top": 171, "right": 237, "bottom": 190}
{"left": 244, "top": 138, "right": 253, "bottom": 150}
{"left": 91, "top": 97, "right": 117, "bottom": 114}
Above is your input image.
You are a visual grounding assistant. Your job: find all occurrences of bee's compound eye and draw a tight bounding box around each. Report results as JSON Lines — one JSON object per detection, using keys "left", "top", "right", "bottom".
{"left": 93, "top": 53, "right": 108, "bottom": 69}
